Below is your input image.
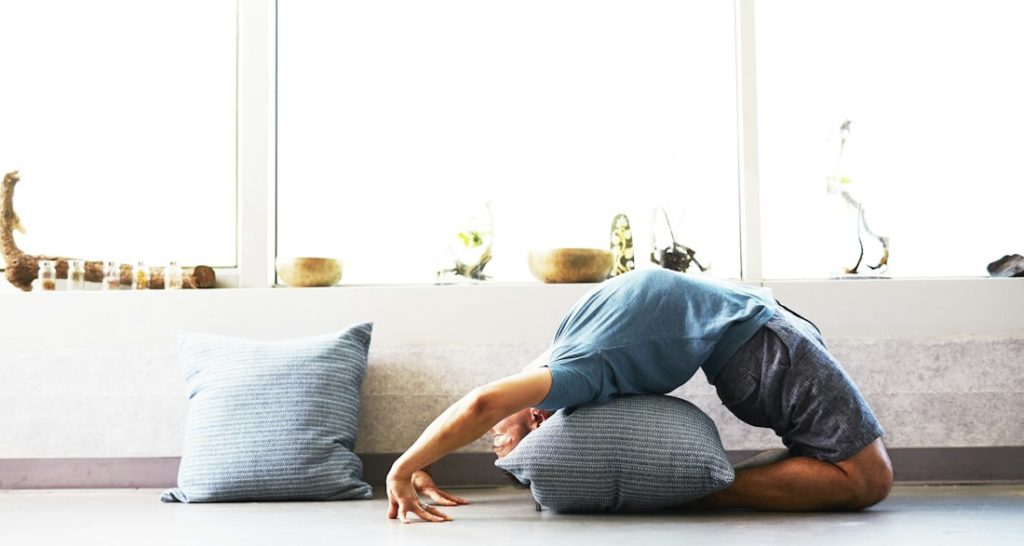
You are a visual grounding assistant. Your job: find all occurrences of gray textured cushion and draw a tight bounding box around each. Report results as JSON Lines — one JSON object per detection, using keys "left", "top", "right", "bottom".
{"left": 495, "top": 395, "right": 734, "bottom": 512}
{"left": 161, "top": 323, "right": 374, "bottom": 503}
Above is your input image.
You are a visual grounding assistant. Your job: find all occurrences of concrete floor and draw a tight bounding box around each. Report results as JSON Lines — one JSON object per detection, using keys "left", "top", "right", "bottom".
{"left": 1, "top": 485, "right": 1022, "bottom": 546}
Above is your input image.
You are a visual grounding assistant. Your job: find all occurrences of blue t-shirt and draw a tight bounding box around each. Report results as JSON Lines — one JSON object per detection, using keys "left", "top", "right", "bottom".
{"left": 536, "top": 269, "right": 776, "bottom": 411}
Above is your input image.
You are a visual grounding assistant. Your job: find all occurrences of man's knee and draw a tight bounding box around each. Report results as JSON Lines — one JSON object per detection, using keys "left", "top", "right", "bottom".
{"left": 846, "top": 461, "right": 893, "bottom": 509}
{"left": 838, "top": 440, "right": 894, "bottom": 509}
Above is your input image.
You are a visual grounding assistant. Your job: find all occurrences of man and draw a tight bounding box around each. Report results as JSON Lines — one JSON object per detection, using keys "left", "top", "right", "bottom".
{"left": 387, "top": 269, "right": 892, "bottom": 522}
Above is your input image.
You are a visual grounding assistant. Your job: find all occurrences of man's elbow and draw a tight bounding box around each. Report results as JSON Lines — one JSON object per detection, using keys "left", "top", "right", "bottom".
{"left": 461, "top": 368, "right": 552, "bottom": 425}
{"left": 464, "top": 387, "right": 512, "bottom": 423}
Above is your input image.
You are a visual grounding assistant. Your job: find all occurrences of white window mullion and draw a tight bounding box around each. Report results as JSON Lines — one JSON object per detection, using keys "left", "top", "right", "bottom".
{"left": 736, "top": 0, "right": 763, "bottom": 283}
{"left": 236, "top": 0, "right": 276, "bottom": 288}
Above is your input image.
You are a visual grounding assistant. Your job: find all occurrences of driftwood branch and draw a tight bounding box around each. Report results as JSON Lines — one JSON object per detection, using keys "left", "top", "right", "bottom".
{"left": 830, "top": 121, "right": 890, "bottom": 274}
{"left": 2, "top": 171, "right": 216, "bottom": 291}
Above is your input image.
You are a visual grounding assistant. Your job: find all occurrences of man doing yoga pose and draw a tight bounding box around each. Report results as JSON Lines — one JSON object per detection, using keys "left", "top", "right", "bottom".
{"left": 386, "top": 269, "right": 892, "bottom": 522}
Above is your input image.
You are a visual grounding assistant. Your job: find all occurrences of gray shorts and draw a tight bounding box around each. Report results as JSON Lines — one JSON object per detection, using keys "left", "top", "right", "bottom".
{"left": 711, "top": 306, "right": 885, "bottom": 463}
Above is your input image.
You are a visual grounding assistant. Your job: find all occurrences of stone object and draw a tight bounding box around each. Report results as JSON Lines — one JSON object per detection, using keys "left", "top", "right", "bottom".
{"left": 528, "top": 248, "right": 613, "bottom": 284}
{"left": 987, "top": 254, "right": 1024, "bottom": 278}
{"left": 608, "top": 213, "right": 635, "bottom": 278}
{"left": 276, "top": 257, "right": 343, "bottom": 287}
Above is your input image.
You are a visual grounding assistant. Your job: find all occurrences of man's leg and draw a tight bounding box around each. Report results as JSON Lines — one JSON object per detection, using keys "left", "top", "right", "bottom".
{"left": 709, "top": 306, "right": 892, "bottom": 511}
{"left": 707, "top": 439, "right": 893, "bottom": 511}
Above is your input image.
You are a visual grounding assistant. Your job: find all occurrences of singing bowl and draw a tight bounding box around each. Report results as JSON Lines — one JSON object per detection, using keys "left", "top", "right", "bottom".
{"left": 276, "top": 257, "right": 343, "bottom": 287}
{"left": 528, "top": 248, "right": 614, "bottom": 284}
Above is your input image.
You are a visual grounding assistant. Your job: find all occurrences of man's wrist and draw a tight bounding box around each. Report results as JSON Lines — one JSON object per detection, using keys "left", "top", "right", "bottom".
{"left": 389, "top": 456, "right": 420, "bottom": 480}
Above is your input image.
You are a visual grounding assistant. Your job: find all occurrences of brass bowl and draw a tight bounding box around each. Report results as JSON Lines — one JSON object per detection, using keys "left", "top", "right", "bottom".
{"left": 276, "top": 257, "right": 342, "bottom": 287}
{"left": 528, "top": 248, "right": 614, "bottom": 284}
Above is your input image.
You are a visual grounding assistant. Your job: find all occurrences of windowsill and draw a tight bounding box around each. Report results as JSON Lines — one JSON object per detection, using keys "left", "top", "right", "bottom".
{"left": 2, "top": 273, "right": 1020, "bottom": 292}
{"left": 2, "top": 275, "right": 1022, "bottom": 344}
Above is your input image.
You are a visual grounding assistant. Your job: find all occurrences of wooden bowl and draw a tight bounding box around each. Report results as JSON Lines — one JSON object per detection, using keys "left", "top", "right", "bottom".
{"left": 276, "top": 257, "right": 342, "bottom": 287}
{"left": 528, "top": 248, "right": 614, "bottom": 284}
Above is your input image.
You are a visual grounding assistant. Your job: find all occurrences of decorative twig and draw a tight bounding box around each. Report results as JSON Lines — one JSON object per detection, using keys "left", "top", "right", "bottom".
{"left": 830, "top": 121, "right": 890, "bottom": 274}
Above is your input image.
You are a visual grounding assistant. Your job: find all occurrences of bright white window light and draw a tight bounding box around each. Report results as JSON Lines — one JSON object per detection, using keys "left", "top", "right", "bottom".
{"left": 757, "top": 0, "right": 1024, "bottom": 279}
{"left": 0, "top": 1, "right": 237, "bottom": 270}
{"left": 278, "top": 0, "right": 740, "bottom": 284}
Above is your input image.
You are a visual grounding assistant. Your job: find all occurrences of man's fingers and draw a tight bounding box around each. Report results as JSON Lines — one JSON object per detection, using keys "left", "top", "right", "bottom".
{"left": 440, "top": 491, "right": 469, "bottom": 505}
{"left": 387, "top": 493, "right": 399, "bottom": 519}
{"left": 421, "top": 503, "right": 452, "bottom": 522}
{"left": 430, "top": 496, "right": 458, "bottom": 507}
{"left": 423, "top": 488, "right": 459, "bottom": 506}
{"left": 423, "top": 486, "right": 469, "bottom": 505}
{"left": 401, "top": 503, "right": 448, "bottom": 524}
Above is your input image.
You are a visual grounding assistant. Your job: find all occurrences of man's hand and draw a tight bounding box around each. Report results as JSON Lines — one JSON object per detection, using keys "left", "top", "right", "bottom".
{"left": 384, "top": 368, "right": 553, "bottom": 522}
{"left": 386, "top": 471, "right": 452, "bottom": 523}
{"left": 412, "top": 469, "right": 468, "bottom": 507}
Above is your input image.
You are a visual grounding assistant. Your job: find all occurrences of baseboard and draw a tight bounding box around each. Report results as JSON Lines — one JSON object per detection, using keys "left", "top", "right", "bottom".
{"left": 2, "top": 447, "right": 1022, "bottom": 489}
{"left": 0, "top": 457, "right": 181, "bottom": 489}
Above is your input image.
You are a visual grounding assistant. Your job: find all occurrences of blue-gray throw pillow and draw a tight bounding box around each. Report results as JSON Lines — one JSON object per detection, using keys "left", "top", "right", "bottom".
{"left": 161, "top": 323, "right": 374, "bottom": 503}
{"left": 495, "top": 395, "right": 734, "bottom": 513}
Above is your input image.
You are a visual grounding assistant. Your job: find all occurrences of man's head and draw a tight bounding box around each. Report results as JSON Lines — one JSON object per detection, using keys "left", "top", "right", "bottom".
{"left": 490, "top": 407, "right": 553, "bottom": 459}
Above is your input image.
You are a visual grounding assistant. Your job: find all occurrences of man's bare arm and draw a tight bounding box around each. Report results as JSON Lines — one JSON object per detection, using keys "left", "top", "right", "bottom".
{"left": 386, "top": 367, "right": 552, "bottom": 522}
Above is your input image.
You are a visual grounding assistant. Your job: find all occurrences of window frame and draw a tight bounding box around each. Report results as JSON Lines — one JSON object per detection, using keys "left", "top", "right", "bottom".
{"left": 253, "top": 0, "right": 763, "bottom": 287}
{"left": 5, "top": 0, "right": 1017, "bottom": 297}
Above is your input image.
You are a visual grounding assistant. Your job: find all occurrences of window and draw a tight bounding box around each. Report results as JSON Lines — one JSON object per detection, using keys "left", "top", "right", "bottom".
{"left": 7, "top": 1, "right": 1016, "bottom": 290}
{"left": 0, "top": 0, "right": 237, "bottom": 270}
{"left": 756, "top": 0, "right": 1024, "bottom": 278}
{"left": 278, "top": 0, "right": 741, "bottom": 284}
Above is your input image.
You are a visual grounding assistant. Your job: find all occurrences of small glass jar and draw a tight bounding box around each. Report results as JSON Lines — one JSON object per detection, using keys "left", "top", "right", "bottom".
{"left": 67, "top": 260, "right": 86, "bottom": 291}
{"left": 133, "top": 261, "right": 150, "bottom": 290}
{"left": 165, "top": 261, "right": 184, "bottom": 290}
{"left": 103, "top": 261, "right": 121, "bottom": 290}
{"left": 149, "top": 266, "right": 165, "bottom": 289}
{"left": 38, "top": 260, "right": 57, "bottom": 291}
